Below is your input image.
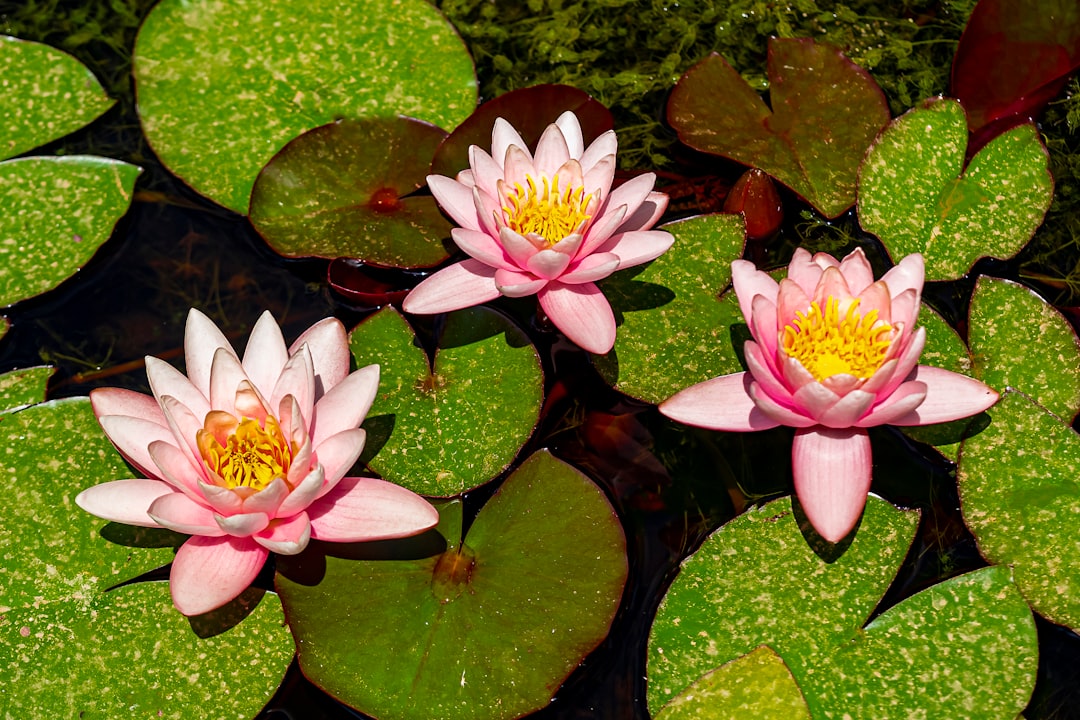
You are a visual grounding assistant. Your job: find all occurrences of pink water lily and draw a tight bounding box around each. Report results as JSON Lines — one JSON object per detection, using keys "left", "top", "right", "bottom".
{"left": 402, "top": 111, "right": 674, "bottom": 354}
{"left": 77, "top": 309, "right": 439, "bottom": 616}
{"left": 659, "top": 248, "right": 998, "bottom": 542}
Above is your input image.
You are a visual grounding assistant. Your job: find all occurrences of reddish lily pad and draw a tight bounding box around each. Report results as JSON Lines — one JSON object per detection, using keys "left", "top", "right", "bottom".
{"left": 133, "top": 0, "right": 477, "bottom": 213}
{"left": 250, "top": 117, "right": 452, "bottom": 268}
{"left": 430, "top": 84, "right": 614, "bottom": 178}
{"left": 858, "top": 98, "right": 1053, "bottom": 281}
{"left": 0, "top": 35, "right": 115, "bottom": 161}
{"left": 596, "top": 213, "right": 746, "bottom": 405}
{"left": 350, "top": 306, "right": 543, "bottom": 496}
{"left": 958, "top": 389, "right": 1080, "bottom": 631}
{"left": 327, "top": 258, "right": 419, "bottom": 307}
{"left": 276, "top": 450, "right": 628, "bottom": 720}
{"left": 667, "top": 38, "right": 890, "bottom": 219}
{"left": 0, "top": 398, "right": 294, "bottom": 718}
{"left": 968, "top": 276, "right": 1080, "bottom": 422}
{"left": 952, "top": 0, "right": 1080, "bottom": 139}
{"left": 0, "top": 366, "right": 53, "bottom": 414}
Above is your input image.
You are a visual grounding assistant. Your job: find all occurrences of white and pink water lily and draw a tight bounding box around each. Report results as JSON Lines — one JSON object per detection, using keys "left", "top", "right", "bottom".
{"left": 402, "top": 111, "right": 674, "bottom": 354}
{"left": 77, "top": 309, "right": 439, "bottom": 616}
{"left": 660, "top": 248, "right": 998, "bottom": 542}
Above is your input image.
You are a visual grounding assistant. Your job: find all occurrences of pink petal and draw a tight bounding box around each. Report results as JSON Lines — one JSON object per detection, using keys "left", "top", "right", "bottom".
{"left": 871, "top": 327, "right": 926, "bottom": 399}
{"left": 402, "top": 259, "right": 502, "bottom": 314}
{"left": 474, "top": 186, "right": 504, "bottom": 238}
{"left": 555, "top": 111, "right": 585, "bottom": 158}
{"left": 270, "top": 345, "right": 316, "bottom": 429}
{"left": 144, "top": 357, "right": 211, "bottom": 422}
{"left": 551, "top": 158, "right": 585, "bottom": 200}
{"left": 526, "top": 248, "right": 572, "bottom": 279}
{"left": 184, "top": 309, "right": 236, "bottom": 399}
{"left": 254, "top": 512, "right": 312, "bottom": 555}
{"left": 467, "top": 145, "right": 503, "bottom": 198}
{"left": 732, "top": 260, "right": 779, "bottom": 326}
{"left": 310, "top": 364, "right": 379, "bottom": 449}
{"left": 812, "top": 266, "right": 855, "bottom": 306}
{"left": 744, "top": 341, "right": 795, "bottom": 403}
{"left": 309, "top": 476, "right": 439, "bottom": 541}
{"left": 170, "top": 535, "right": 268, "bottom": 616}
{"left": 537, "top": 282, "right": 616, "bottom": 354}
{"left": 148, "top": 492, "right": 223, "bottom": 536}
{"left": 215, "top": 511, "right": 270, "bottom": 537}
{"left": 792, "top": 427, "right": 872, "bottom": 543}
{"left": 581, "top": 174, "right": 655, "bottom": 256}
{"left": 533, "top": 121, "right": 571, "bottom": 175}
{"left": 97, "top": 415, "right": 176, "bottom": 479}
{"left": 857, "top": 381, "right": 928, "bottom": 427}
{"left": 785, "top": 248, "right": 825, "bottom": 296}
{"left": 502, "top": 144, "right": 536, "bottom": 187}
{"left": 450, "top": 228, "right": 515, "bottom": 270}
{"left": 749, "top": 295, "right": 781, "bottom": 361}
{"left": 747, "top": 382, "right": 818, "bottom": 427}
{"left": 158, "top": 396, "right": 206, "bottom": 472}
{"left": 240, "top": 477, "right": 290, "bottom": 515}
{"left": 581, "top": 155, "right": 616, "bottom": 201}
{"left": 792, "top": 382, "right": 842, "bottom": 420}
{"left": 241, "top": 311, "right": 289, "bottom": 399}
{"left": 595, "top": 229, "right": 674, "bottom": 269}
{"left": 495, "top": 268, "right": 547, "bottom": 297}
{"left": 816, "top": 389, "right": 876, "bottom": 428}
{"left": 427, "top": 174, "right": 481, "bottom": 231}
{"left": 148, "top": 439, "right": 206, "bottom": 497}
{"left": 660, "top": 372, "right": 780, "bottom": 431}
{"left": 288, "top": 317, "right": 350, "bottom": 397}
{"left": 882, "top": 252, "right": 925, "bottom": 301}
{"left": 886, "top": 366, "right": 998, "bottom": 426}
{"left": 313, "top": 428, "right": 367, "bottom": 489}
{"left": 890, "top": 289, "right": 920, "bottom": 332}
{"left": 491, "top": 117, "right": 530, "bottom": 168}
{"left": 498, "top": 226, "right": 542, "bottom": 268}
{"left": 560, "top": 252, "right": 620, "bottom": 284}
{"left": 776, "top": 278, "right": 812, "bottom": 328}
{"left": 780, "top": 354, "right": 817, "bottom": 393}
{"left": 837, "top": 248, "right": 875, "bottom": 294}
{"left": 855, "top": 281, "right": 892, "bottom": 325}
{"left": 616, "top": 190, "right": 667, "bottom": 234}
{"left": 90, "top": 387, "right": 167, "bottom": 427}
{"left": 208, "top": 347, "right": 251, "bottom": 414}
{"left": 76, "top": 479, "right": 175, "bottom": 528}
{"left": 579, "top": 129, "right": 617, "bottom": 171}
{"left": 198, "top": 481, "right": 245, "bottom": 515}
{"left": 278, "top": 464, "right": 326, "bottom": 515}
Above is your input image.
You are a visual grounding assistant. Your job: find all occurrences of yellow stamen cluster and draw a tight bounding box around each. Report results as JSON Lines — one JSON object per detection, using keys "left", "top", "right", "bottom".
{"left": 198, "top": 416, "right": 291, "bottom": 491}
{"left": 503, "top": 174, "right": 592, "bottom": 245}
{"left": 783, "top": 297, "right": 893, "bottom": 382}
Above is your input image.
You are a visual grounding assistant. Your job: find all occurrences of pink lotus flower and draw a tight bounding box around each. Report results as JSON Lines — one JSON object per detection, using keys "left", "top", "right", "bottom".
{"left": 659, "top": 248, "right": 998, "bottom": 542}
{"left": 402, "top": 111, "right": 674, "bottom": 354}
{"left": 77, "top": 309, "right": 439, "bottom": 616}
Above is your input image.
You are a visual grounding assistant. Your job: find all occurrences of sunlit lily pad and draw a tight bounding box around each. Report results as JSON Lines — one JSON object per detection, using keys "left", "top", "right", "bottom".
{"left": 667, "top": 38, "right": 890, "bottom": 218}
{"left": 968, "top": 276, "right": 1080, "bottom": 422}
{"left": 0, "top": 366, "right": 53, "bottom": 414}
{"left": 655, "top": 646, "right": 811, "bottom": 720}
{"left": 0, "top": 155, "right": 140, "bottom": 307}
{"left": 350, "top": 306, "right": 543, "bottom": 496}
{"left": 133, "top": 0, "right": 477, "bottom": 213}
{"left": 250, "top": 117, "right": 452, "bottom": 267}
{"left": 0, "top": 398, "right": 294, "bottom": 717}
{"left": 858, "top": 98, "right": 1053, "bottom": 281}
{"left": 596, "top": 213, "right": 746, "bottom": 404}
{"left": 958, "top": 389, "right": 1080, "bottom": 631}
{"left": 0, "top": 35, "right": 115, "bottom": 161}
{"left": 277, "top": 450, "right": 628, "bottom": 720}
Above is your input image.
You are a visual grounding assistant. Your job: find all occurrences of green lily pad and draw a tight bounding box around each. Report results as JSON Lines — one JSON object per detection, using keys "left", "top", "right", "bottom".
{"left": 811, "top": 566, "right": 1036, "bottom": 719}
{"left": 667, "top": 38, "right": 890, "bottom": 218}
{"left": 351, "top": 306, "right": 543, "bottom": 496}
{"left": 250, "top": 117, "right": 452, "bottom": 267}
{"left": 958, "top": 389, "right": 1080, "bottom": 631}
{"left": 968, "top": 276, "right": 1080, "bottom": 422}
{"left": 597, "top": 213, "right": 746, "bottom": 405}
{"left": 0, "top": 35, "right": 115, "bottom": 161}
{"left": 647, "top": 494, "right": 920, "bottom": 713}
{"left": 276, "top": 450, "right": 628, "bottom": 720}
{"left": 133, "top": 0, "right": 477, "bottom": 213}
{"left": 0, "top": 398, "right": 295, "bottom": 717}
{"left": 0, "top": 155, "right": 140, "bottom": 307}
{"left": 0, "top": 366, "right": 53, "bottom": 414}
{"left": 655, "top": 646, "right": 811, "bottom": 720}
{"left": 858, "top": 98, "right": 1053, "bottom": 281}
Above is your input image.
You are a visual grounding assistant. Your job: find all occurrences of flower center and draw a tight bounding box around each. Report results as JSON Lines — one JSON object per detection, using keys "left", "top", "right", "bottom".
{"left": 782, "top": 297, "right": 893, "bottom": 382}
{"left": 197, "top": 415, "right": 292, "bottom": 491}
{"left": 503, "top": 174, "right": 592, "bottom": 245}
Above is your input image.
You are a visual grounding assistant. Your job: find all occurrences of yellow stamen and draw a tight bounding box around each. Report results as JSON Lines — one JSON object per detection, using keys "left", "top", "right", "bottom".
{"left": 782, "top": 297, "right": 893, "bottom": 382}
{"left": 197, "top": 415, "right": 292, "bottom": 491}
{"left": 503, "top": 174, "right": 592, "bottom": 245}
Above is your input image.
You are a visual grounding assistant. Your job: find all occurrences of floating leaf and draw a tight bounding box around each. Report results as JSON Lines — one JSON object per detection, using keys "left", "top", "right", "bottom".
{"left": 958, "top": 389, "right": 1080, "bottom": 631}
{"left": 250, "top": 117, "right": 452, "bottom": 267}
{"left": 277, "top": 450, "right": 628, "bottom": 720}
{"left": 133, "top": 0, "right": 477, "bottom": 213}
{"left": 858, "top": 98, "right": 1053, "bottom": 281}
{"left": 968, "top": 276, "right": 1080, "bottom": 422}
{"left": 0, "top": 155, "right": 140, "bottom": 307}
{"left": 0, "top": 35, "right": 114, "bottom": 161}
{"left": 0, "top": 398, "right": 294, "bottom": 717}
{"left": 350, "top": 306, "right": 543, "bottom": 496}
{"left": 0, "top": 366, "right": 53, "bottom": 414}
{"left": 667, "top": 38, "right": 890, "bottom": 218}
{"left": 655, "top": 646, "right": 811, "bottom": 720}
{"left": 596, "top": 213, "right": 746, "bottom": 404}
{"left": 430, "top": 84, "right": 614, "bottom": 178}
{"left": 647, "top": 495, "right": 920, "bottom": 713}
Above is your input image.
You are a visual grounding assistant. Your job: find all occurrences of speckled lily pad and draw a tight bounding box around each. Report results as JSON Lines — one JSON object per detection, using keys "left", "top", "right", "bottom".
{"left": 958, "top": 389, "right": 1080, "bottom": 631}
{"left": 0, "top": 366, "right": 53, "bottom": 414}
{"left": 596, "top": 213, "right": 746, "bottom": 405}
{"left": 350, "top": 306, "right": 543, "bottom": 496}
{"left": 968, "top": 276, "right": 1080, "bottom": 422}
{"left": 0, "top": 398, "right": 294, "bottom": 718}
{"left": 0, "top": 155, "right": 140, "bottom": 307}
{"left": 0, "top": 35, "right": 114, "bottom": 161}
{"left": 276, "top": 450, "right": 628, "bottom": 720}
{"left": 133, "top": 0, "right": 477, "bottom": 213}
{"left": 858, "top": 98, "right": 1053, "bottom": 281}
